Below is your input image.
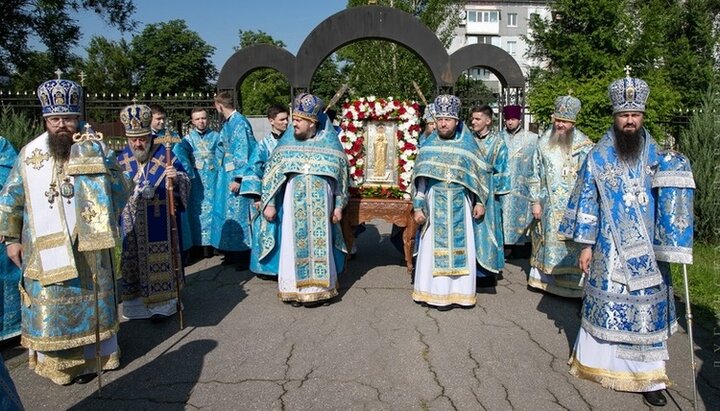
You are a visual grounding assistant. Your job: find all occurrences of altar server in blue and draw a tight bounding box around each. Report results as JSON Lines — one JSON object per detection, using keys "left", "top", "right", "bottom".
{"left": 411, "top": 95, "right": 490, "bottom": 310}
{"left": 0, "top": 78, "right": 130, "bottom": 385}
{"left": 0, "top": 137, "right": 21, "bottom": 342}
{"left": 560, "top": 73, "right": 694, "bottom": 407}
{"left": 173, "top": 107, "right": 222, "bottom": 250}
{"left": 528, "top": 96, "right": 593, "bottom": 298}
{"left": 469, "top": 105, "right": 510, "bottom": 286}
{"left": 260, "top": 93, "right": 348, "bottom": 306}
{"left": 499, "top": 105, "right": 538, "bottom": 250}
{"left": 211, "top": 91, "right": 257, "bottom": 262}
{"left": 118, "top": 102, "right": 190, "bottom": 321}
{"left": 242, "top": 104, "right": 289, "bottom": 279}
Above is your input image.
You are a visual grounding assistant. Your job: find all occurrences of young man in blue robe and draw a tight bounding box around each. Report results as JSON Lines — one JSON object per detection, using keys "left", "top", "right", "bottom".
{"left": 173, "top": 107, "right": 222, "bottom": 257}
{"left": 0, "top": 78, "right": 130, "bottom": 385}
{"left": 211, "top": 91, "right": 257, "bottom": 267}
{"left": 242, "top": 104, "right": 289, "bottom": 280}
{"left": 118, "top": 102, "right": 190, "bottom": 321}
{"left": 411, "top": 95, "right": 490, "bottom": 310}
{"left": 499, "top": 105, "right": 538, "bottom": 257}
{"left": 560, "top": 73, "right": 695, "bottom": 407}
{"left": 469, "top": 105, "right": 510, "bottom": 287}
{"left": 259, "top": 93, "right": 348, "bottom": 306}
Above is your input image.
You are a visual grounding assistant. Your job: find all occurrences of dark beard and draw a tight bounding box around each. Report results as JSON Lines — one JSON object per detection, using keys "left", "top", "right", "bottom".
{"left": 613, "top": 125, "right": 644, "bottom": 163}
{"left": 549, "top": 127, "right": 573, "bottom": 152}
{"left": 48, "top": 131, "right": 74, "bottom": 161}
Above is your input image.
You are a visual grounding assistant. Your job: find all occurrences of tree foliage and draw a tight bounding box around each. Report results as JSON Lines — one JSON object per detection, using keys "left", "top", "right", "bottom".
{"left": 75, "top": 37, "right": 134, "bottom": 94}
{"left": 1, "top": 0, "right": 136, "bottom": 79}
{"left": 526, "top": 0, "right": 718, "bottom": 138}
{"left": 339, "top": 0, "right": 462, "bottom": 101}
{"left": 130, "top": 20, "right": 217, "bottom": 94}
{"left": 235, "top": 30, "right": 291, "bottom": 115}
{"left": 679, "top": 86, "right": 720, "bottom": 243}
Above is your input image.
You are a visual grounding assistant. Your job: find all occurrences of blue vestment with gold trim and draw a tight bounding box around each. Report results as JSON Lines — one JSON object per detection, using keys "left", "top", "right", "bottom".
{"left": 0, "top": 137, "right": 20, "bottom": 341}
{"left": 118, "top": 143, "right": 190, "bottom": 307}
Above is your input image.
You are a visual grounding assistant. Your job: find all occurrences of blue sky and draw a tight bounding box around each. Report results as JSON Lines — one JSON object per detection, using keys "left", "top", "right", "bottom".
{"left": 74, "top": 1, "right": 348, "bottom": 70}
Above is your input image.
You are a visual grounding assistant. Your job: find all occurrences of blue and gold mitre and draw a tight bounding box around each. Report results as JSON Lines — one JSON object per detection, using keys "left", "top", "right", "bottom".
{"left": 293, "top": 93, "right": 324, "bottom": 123}
{"left": 36, "top": 79, "right": 82, "bottom": 117}
{"left": 433, "top": 94, "right": 460, "bottom": 120}
{"left": 553, "top": 95, "right": 581, "bottom": 122}
{"left": 120, "top": 103, "right": 152, "bottom": 137}
{"left": 422, "top": 103, "right": 436, "bottom": 122}
{"left": 609, "top": 72, "right": 650, "bottom": 114}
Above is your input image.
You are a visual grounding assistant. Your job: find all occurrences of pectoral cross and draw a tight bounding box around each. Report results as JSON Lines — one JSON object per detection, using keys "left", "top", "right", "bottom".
{"left": 45, "top": 183, "right": 59, "bottom": 207}
{"left": 149, "top": 154, "right": 165, "bottom": 174}
{"left": 302, "top": 163, "right": 311, "bottom": 174}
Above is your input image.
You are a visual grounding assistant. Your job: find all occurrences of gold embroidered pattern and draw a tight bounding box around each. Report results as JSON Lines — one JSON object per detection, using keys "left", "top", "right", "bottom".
{"left": 24, "top": 148, "right": 51, "bottom": 170}
{"left": 568, "top": 355, "right": 670, "bottom": 392}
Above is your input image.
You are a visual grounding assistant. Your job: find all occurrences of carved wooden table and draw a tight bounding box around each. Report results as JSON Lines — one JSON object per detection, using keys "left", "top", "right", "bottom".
{"left": 341, "top": 198, "right": 417, "bottom": 276}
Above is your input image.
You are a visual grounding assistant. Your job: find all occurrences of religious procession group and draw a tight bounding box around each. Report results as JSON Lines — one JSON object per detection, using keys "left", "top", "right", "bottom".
{"left": 0, "top": 69, "right": 695, "bottom": 408}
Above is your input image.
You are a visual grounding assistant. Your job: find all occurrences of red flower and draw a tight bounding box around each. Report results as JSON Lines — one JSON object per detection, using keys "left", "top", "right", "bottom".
{"left": 347, "top": 122, "right": 357, "bottom": 132}
{"left": 403, "top": 142, "right": 416, "bottom": 151}
{"left": 353, "top": 168, "right": 363, "bottom": 177}
{"left": 348, "top": 157, "right": 356, "bottom": 166}
{"left": 398, "top": 107, "right": 406, "bottom": 115}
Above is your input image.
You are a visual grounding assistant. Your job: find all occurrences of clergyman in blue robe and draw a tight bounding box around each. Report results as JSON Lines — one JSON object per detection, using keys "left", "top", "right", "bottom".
{"left": 0, "top": 137, "right": 20, "bottom": 342}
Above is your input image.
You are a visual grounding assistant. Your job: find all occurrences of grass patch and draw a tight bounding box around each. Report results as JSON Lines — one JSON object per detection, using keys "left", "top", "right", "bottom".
{"left": 671, "top": 242, "right": 720, "bottom": 330}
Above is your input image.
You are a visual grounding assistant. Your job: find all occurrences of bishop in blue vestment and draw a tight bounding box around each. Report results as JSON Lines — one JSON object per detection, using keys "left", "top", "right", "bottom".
{"left": 560, "top": 74, "right": 693, "bottom": 406}
{"left": 118, "top": 103, "right": 190, "bottom": 320}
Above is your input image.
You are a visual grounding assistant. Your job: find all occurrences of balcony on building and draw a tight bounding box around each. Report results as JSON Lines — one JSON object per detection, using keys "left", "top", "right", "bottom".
{"left": 465, "top": 9, "right": 500, "bottom": 35}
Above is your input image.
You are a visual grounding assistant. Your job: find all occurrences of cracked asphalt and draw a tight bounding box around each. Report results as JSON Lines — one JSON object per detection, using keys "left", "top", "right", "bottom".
{"left": 3, "top": 222, "right": 718, "bottom": 410}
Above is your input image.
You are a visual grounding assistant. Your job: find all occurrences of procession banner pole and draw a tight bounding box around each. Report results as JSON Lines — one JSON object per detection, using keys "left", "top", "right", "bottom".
{"left": 155, "top": 130, "right": 184, "bottom": 330}
{"left": 681, "top": 263, "right": 699, "bottom": 410}
{"left": 324, "top": 83, "right": 348, "bottom": 113}
{"left": 412, "top": 81, "right": 435, "bottom": 123}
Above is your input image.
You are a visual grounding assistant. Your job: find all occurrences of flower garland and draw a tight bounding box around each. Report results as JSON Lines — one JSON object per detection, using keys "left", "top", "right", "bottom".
{"left": 339, "top": 96, "right": 421, "bottom": 199}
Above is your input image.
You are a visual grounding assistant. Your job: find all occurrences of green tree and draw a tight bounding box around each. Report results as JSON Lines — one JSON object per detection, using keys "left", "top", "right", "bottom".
{"left": 526, "top": 0, "right": 718, "bottom": 138}
{"left": 679, "top": 86, "right": 720, "bottom": 243}
{"left": 75, "top": 37, "right": 134, "bottom": 95}
{"left": 9, "top": 52, "right": 77, "bottom": 92}
{"left": 339, "top": 0, "right": 462, "bottom": 101}
{"left": 130, "top": 20, "right": 217, "bottom": 94}
{"left": 235, "top": 30, "right": 291, "bottom": 115}
{"left": 1, "top": 0, "right": 135, "bottom": 79}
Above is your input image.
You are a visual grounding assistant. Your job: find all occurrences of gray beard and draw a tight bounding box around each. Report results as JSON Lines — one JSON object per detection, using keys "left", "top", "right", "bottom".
{"left": 613, "top": 125, "right": 644, "bottom": 163}
{"left": 548, "top": 127, "right": 573, "bottom": 152}
{"left": 48, "top": 131, "right": 74, "bottom": 162}
{"left": 132, "top": 145, "right": 154, "bottom": 164}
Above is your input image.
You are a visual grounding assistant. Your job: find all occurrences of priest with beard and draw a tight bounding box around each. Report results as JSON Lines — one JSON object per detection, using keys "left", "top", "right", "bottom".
{"left": 559, "top": 73, "right": 692, "bottom": 407}
{"left": 117, "top": 102, "right": 190, "bottom": 321}
{"left": 411, "top": 95, "right": 490, "bottom": 310}
{"left": 258, "top": 93, "right": 348, "bottom": 307}
{"left": 0, "top": 78, "right": 130, "bottom": 385}
{"left": 527, "top": 96, "right": 593, "bottom": 298}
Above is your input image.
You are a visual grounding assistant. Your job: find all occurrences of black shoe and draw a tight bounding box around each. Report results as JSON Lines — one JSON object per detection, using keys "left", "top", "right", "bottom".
{"left": 257, "top": 274, "right": 276, "bottom": 281}
{"left": 150, "top": 314, "right": 169, "bottom": 323}
{"left": 436, "top": 305, "right": 454, "bottom": 311}
{"left": 290, "top": 301, "right": 302, "bottom": 307}
{"left": 476, "top": 275, "right": 497, "bottom": 288}
{"left": 642, "top": 390, "right": 667, "bottom": 407}
{"left": 73, "top": 373, "right": 97, "bottom": 385}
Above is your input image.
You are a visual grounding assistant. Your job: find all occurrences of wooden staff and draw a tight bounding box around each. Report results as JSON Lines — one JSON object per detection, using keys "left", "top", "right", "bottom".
{"left": 412, "top": 81, "right": 435, "bottom": 123}
{"left": 155, "top": 130, "right": 184, "bottom": 330}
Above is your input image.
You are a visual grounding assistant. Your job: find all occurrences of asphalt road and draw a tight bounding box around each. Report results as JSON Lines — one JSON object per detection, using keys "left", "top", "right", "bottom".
{"left": 3, "top": 222, "right": 718, "bottom": 410}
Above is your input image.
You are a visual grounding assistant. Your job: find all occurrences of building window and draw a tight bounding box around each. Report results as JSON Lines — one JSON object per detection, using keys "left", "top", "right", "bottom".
{"left": 467, "top": 10, "right": 499, "bottom": 23}
{"left": 506, "top": 41, "right": 517, "bottom": 56}
{"left": 507, "top": 13, "right": 517, "bottom": 27}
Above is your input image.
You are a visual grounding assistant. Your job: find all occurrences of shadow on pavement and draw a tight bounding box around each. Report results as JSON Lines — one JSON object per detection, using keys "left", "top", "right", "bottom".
{"left": 70, "top": 339, "right": 218, "bottom": 410}
{"left": 117, "top": 264, "right": 247, "bottom": 367}
{"left": 535, "top": 292, "right": 582, "bottom": 357}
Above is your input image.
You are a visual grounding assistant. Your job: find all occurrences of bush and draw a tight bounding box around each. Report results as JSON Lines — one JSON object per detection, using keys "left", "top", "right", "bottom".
{"left": 0, "top": 105, "right": 43, "bottom": 150}
{"left": 680, "top": 87, "right": 720, "bottom": 243}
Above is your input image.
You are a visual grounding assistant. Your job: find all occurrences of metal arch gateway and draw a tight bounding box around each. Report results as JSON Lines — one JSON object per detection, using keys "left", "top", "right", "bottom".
{"left": 216, "top": 5, "right": 526, "bottom": 103}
